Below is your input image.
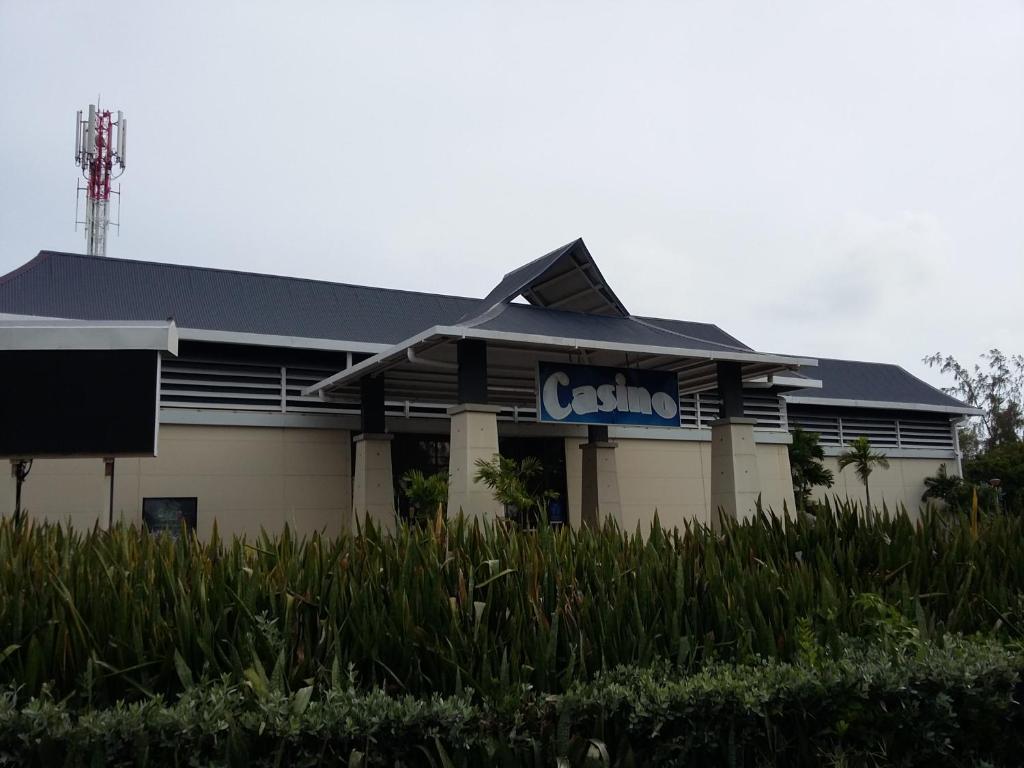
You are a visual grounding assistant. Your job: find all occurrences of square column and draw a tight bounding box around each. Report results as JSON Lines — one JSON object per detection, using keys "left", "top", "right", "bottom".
{"left": 446, "top": 404, "right": 503, "bottom": 520}
{"left": 100, "top": 458, "right": 114, "bottom": 530}
{"left": 352, "top": 433, "right": 396, "bottom": 532}
{"left": 579, "top": 426, "right": 621, "bottom": 528}
{"left": 709, "top": 417, "right": 760, "bottom": 528}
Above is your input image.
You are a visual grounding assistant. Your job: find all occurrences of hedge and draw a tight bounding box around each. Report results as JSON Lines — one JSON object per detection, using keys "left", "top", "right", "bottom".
{"left": 3, "top": 501, "right": 1024, "bottom": 704}
{"left": 0, "top": 637, "right": 1021, "bottom": 767}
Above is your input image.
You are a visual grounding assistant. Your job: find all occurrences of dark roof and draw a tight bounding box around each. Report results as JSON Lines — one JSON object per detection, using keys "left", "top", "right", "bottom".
{"left": 637, "top": 316, "right": 752, "bottom": 351}
{"left": 0, "top": 250, "right": 742, "bottom": 351}
{"left": 786, "top": 358, "right": 972, "bottom": 411}
{"left": 1, "top": 250, "right": 973, "bottom": 414}
{"left": 474, "top": 303, "right": 753, "bottom": 353}
{"left": 0, "top": 251, "right": 479, "bottom": 346}
{"left": 468, "top": 238, "right": 629, "bottom": 319}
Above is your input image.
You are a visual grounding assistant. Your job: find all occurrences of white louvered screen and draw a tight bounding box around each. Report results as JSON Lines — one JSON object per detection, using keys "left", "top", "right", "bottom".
{"left": 678, "top": 392, "right": 786, "bottom": 430}
{"left": 786, "top": 412, "right": 842, "bottom": 445}
{"left": 161, "top": 359, "right": 286, "bottom": 411}
{"left": 161, "top": 359, "right": 356, "bottom": 415}
{"left": 787, "top": 407, "right": 954, "bottom": 450}
{"left": 286, "top": 367, "right": 359, "bottom": 415}
{"left": 162, "top": 358, "right": 542, "bottom": 423}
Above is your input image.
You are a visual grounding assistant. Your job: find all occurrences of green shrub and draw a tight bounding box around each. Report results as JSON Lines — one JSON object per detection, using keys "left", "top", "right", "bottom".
{"left": 399, "top": 469, "right": 449, "bottom": 522}
{"left": 3, "top": 500, "right": 1024, "bottom": 706}
{"left": 0, "top": 637, "right": 1020, "bottom": 767}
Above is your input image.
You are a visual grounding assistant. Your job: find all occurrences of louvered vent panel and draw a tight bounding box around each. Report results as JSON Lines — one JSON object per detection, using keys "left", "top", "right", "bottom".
{"left": 286, "top": 368, "right": 359, "bottom": 414}
{"left": 678, "top": 393, "right": 784, "bottom": 430}
{"left": 897, "top": 418, "right": 955, "bottom": 449}
{"left": 839, "top": 417, "right": 900, "bottom": 448}
{"left": 787, "top": 413, "right": 842, "bottom": 446}
{"left": 787, "top": 406, "right": 954, "bottom": 451}
{"left": 161, "top": 359, "right": 284, "bottom": 411}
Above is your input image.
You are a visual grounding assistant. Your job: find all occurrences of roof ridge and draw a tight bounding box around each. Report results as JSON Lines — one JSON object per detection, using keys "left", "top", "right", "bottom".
{"left": 628, "top": 315, "right": 753, "bottom": 353}
{"left": 892, "top": 363, "right": 968, "bottom": 405}
{"left": 31, "top": 250, "right": 482, "bottom": 303}
{"left": 0, "top": 252, "right": 50, "bottom": 287}
{"left": 637, "top": 313, "right": 724, "bottom": 329}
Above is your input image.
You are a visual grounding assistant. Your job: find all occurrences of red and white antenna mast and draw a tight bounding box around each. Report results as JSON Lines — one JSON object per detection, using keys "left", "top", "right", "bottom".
{"left": 75, "top": 104, "right": 126, "bottom": 257}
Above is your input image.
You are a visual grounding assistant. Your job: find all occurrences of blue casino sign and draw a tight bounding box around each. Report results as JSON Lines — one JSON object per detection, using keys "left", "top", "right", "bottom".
{"left": 536, "top": 362, "right": 681, "bottom": 428}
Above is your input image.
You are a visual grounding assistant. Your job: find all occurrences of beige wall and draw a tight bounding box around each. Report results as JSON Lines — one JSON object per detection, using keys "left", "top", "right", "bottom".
{"left": 2, "top": 458, "right": 110, "bottom": 530}
{"left": 813, "top": 456, "right": 955, "bottom": 517}
{"left": 1, "top": 425, "right": 352, "bottom": 539}
{"left": 564, "top": 436, "right": 796, "bottom": 532}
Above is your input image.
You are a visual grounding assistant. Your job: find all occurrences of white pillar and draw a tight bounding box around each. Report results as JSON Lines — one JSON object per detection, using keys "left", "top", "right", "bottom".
{"left": 352, "top": 433, "right": 396, "bottom": 532}
{"left": 446, "top": 404, "right": 503, "bottom": 521}
{"left": 579, "top": 440, "right": 621, "bottom": 528}
{"left": 709, "top": 417, "right": 760, "bottom": 528}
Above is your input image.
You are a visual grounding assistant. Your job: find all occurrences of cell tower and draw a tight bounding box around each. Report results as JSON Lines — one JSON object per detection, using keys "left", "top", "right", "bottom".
{"left": 74, "top": 104, "right": 126, "bottom": 257}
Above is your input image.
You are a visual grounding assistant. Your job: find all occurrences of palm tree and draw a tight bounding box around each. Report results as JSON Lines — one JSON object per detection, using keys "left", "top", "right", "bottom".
{"left": 788, "top": 428, "right": 834, "bottom": 511}
{"left": 837, "top": 436, "right": 889, "bottom": 511}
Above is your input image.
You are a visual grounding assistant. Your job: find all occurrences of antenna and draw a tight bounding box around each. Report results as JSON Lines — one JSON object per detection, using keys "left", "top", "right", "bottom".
{"left": 74, "top": 103, "right": 126, "bottom": 257}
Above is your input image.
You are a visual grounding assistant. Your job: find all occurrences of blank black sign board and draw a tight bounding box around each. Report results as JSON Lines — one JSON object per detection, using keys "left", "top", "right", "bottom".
{"left": 0, "top": 349, "right": 159, "bottom": 458}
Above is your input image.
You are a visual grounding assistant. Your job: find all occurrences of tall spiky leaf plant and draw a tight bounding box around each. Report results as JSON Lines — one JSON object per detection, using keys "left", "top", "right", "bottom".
{"left": 838, "top": 436, "right": 889, "bottom": 511}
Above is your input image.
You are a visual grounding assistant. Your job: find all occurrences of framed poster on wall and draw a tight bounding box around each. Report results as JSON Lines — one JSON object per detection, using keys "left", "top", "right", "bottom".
{"left": 142, "top": 497, "right": 197, "bottom": 537}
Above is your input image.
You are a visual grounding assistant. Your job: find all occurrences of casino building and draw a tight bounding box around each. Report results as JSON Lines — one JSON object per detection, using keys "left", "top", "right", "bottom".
{"left": 0, "top": 239, "right": 978, "bottom": 537}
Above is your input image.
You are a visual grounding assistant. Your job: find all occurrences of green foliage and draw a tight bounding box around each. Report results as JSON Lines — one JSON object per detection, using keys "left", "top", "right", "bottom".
{"left": 0, "top": 638, "right": 1021, "bottom": 766}
{"left": 924, "top": 349, "right": 1024, "bottom": 454}
{"left": 837, "top": 437, "right": 889, "bottom": 510}
{"left": 922, "top": 463, "right": 962, "bottom": 504}
{"left": 472, "top": 454, "right": 557, "bottom": 518}
{"left": 788, "top": 428, "right": 834, "bottom": 510}
{"left": 400, "top": 469, "right": 449, "bottom": 521}
{"left": 5, "top": 501, "right": 1024, "bottom": 712}
{"left": 965, "top": 441, "right": 1024, "bottom": 514}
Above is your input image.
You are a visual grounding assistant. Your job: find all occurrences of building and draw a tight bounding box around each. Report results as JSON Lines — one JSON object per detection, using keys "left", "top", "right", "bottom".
{"left": 0, "top": 239, "right": 977, "bottom": 537}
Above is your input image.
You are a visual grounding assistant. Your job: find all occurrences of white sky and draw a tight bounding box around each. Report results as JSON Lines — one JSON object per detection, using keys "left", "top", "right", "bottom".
{"left": 1, "top": 1, "right": 1021, "bottom": 387}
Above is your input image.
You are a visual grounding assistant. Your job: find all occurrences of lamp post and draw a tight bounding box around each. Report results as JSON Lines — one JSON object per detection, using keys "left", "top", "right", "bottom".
{"left": 11, "top": 459, "right": 32, "bottom": 526}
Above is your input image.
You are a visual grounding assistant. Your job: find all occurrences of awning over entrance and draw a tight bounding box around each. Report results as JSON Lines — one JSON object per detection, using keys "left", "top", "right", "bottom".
{"left": 304, "top": 239, "right": 815, "bottom": 404}
{"left": 465, "top": 238, "right": 630, "bottom": 320}
{"left": 303, "top": 316, "right": 815, "bottom": 404}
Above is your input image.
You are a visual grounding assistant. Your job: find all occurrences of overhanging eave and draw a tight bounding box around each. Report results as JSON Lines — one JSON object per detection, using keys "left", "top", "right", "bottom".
{"left": 303, "top": 324, "right": 816, "bottom": 403}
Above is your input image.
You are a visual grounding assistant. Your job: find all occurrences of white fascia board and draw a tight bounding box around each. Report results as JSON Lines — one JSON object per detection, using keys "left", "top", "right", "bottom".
{"left": 302, "top": 327, "right": 442, "bottom": 395}
{"left": 0, "top": 318, "right": 178, "bottom": 354}
{"left": 770, "top": 375, "right": 822, "bottom": 389}
{"left": 177, "top": 327, "right": 389, "bottom": 355}
{"left": 442, "top": 326, "right": 816, "bottom": 368}
{"left": 161, "top": 408, "right": 360, "bottom": 431}
{"left": 782, "top": 394, "right": 983, "bottom": 416}
{"left": 302, "top": 324, "right": 818, "bottom": 396}
{"left": 822, "top": 445, "right": 957, "bottom": 460}
{"left": 0, "top": 314, "right": 383, "bottom": 356}
{"left": 607, "top": 426, "right": 793, "bottom": 444}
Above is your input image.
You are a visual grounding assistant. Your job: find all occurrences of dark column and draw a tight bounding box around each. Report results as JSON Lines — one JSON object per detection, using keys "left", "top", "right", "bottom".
{"left": 360, "top": 376, "right": 386, "bottom": 434}
{"left": 716, "top": 361, "right": 745, "bottom": 418}
{"left": 456, "top": 339, "right": 488, "bottom": 404}
{"left": 587, "top": 425, "right": 609, "bottom": 443}
{"left": 354, "top": 376, "right": 395, "bottom": 530}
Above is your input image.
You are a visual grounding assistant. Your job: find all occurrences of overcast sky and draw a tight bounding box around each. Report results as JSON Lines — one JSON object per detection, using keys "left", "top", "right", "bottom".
{"left": 1, "top": 1, "right": 1021, "bottom": 387}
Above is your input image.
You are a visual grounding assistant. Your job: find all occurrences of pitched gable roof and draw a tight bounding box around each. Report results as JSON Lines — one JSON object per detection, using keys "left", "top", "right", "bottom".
{"left": 0, "top": 251, "right": 479, "bottom": 347}
{"left": 784, "top": 358, "right": 978, "bottom": 414}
